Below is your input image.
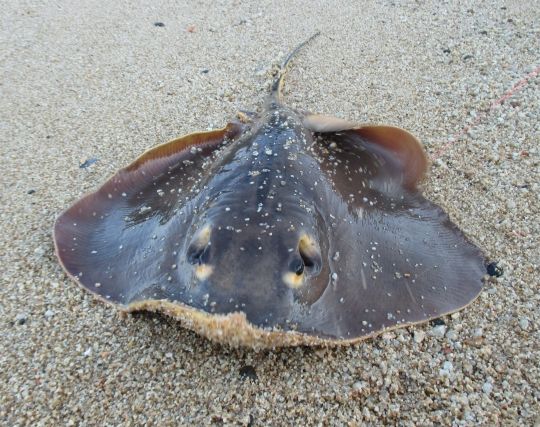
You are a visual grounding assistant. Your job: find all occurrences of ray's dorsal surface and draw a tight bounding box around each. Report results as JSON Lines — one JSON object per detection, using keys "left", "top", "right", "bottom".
{"left": 54, "top": 34, "right": 486, "bottom": 348}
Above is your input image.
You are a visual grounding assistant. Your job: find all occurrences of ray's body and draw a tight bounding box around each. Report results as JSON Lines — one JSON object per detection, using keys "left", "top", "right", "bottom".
{"left": 54, "top": 35, "right": 486, "bottom": 347}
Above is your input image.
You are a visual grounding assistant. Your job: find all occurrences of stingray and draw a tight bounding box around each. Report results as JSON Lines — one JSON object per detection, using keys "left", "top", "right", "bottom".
{"left": 54, "top": 34, "right": 486, "bottom": 348}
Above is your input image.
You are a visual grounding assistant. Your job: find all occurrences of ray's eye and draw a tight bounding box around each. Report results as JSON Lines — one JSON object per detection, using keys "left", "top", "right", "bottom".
{"left": 290, "top": 258, "right": 305, "bottom": 276}
{"left": 299, "top": 247, "right": 315, "bottom": 269}
{"left": 283, "top": 234, "right": 322, "bottom": 289}
{"left": 298, "top": 234, "right": 321, "bottom": 274}
{"left": 187, "top": 224, "right": 212, "bottom": 265}
{"left": 187, "top": 244, "right": 210, "bottom": 265}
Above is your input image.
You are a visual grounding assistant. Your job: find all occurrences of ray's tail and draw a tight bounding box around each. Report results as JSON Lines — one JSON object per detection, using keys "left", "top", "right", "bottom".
{"left": 270, "top": 32, "right": 320, "bottom": 103}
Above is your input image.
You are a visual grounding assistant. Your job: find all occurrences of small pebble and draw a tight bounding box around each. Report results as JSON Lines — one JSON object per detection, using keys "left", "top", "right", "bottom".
{"left": 239, "top": 365, "right": 257, "bottom": 381}
{"left": 352, "top": 381, "right": 366, "bottom": 392}
{"left": 482, "top": 382, "right": 493, "bottom": 394}
{"left": 413, "top": 330, "right": 426, "bottom": 343}
{"left": 445, "top": 329, "right": 458, "bottom": 341}
{"left": 486, "top": 262, "right": 503, "bottom": 277}
{"left": 439, "top": 361, "right": 453, "bottom": 377}
{"left": 44, "top": 310, "right": 55, "bottom": 318}
{"left": 473, "top": 328, "right": 483, "bottom": 337}
{"left": 34, "top": 247, "right": 45, "bottom": 257}
{"left": 518, "top": 318, "right": 529, "bottom": 330}
{"left": 15, "top": 313, "right": 28, "bottom": 325}
{"left": 382, "top": 332, "right": 395, "bottom": 340}
{"left": 431, "top": 325, "right": 447, "bottom": 338}
{"left": 430, "top": 318, "right": 446, "bottom": 326}
{"left": 79, "top": 157, "right": 98, "bottom": 169}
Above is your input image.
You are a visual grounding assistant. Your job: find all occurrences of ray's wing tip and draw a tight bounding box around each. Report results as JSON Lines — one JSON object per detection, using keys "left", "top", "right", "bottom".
{"left": 308, "top": 120, "right": 429, "bottom": 187}
{"left": 124, "top": 122, "right": 240, "bottom": 173}
{"left": 51, "top": 123, "right": 246, "bottom": 317}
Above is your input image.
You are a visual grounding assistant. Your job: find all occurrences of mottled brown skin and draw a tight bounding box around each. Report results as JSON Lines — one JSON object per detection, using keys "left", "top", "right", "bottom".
{"left": 54, "top": 39, "right": 486, "bottom": 347}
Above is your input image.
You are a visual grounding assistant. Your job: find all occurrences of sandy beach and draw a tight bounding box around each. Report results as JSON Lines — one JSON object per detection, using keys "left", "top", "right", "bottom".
{"left": 1, "top": 1, "right": 539, "bottom": 424}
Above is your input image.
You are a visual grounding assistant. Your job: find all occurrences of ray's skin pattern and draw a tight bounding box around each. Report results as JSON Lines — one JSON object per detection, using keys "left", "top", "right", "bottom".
{"left": 54, "top": 37, "right": 486, "bottom": 347}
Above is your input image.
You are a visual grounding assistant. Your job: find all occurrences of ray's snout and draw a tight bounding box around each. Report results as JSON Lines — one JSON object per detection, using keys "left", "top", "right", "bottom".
{"left": 183, "top": 223, "right": 326, "bottom": 326}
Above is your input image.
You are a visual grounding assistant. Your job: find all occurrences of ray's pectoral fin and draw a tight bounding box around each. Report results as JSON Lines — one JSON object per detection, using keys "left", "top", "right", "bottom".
{"left": 53, "top": 123, "right": 243, "bottom": 307}
{"left": 350, "top": 125, "right": 428, "bottom": 189}
{"left": 304, "top": 115, "right": 485, "bottom": 341}
{"left": 310, "top": 192, "right": 487, "bottom": 340}
{"left": 303, "top": 114, "right": 358, "bottom": 132}
{"left": 305, "top": 113, "right": 427, "bottom": 189}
